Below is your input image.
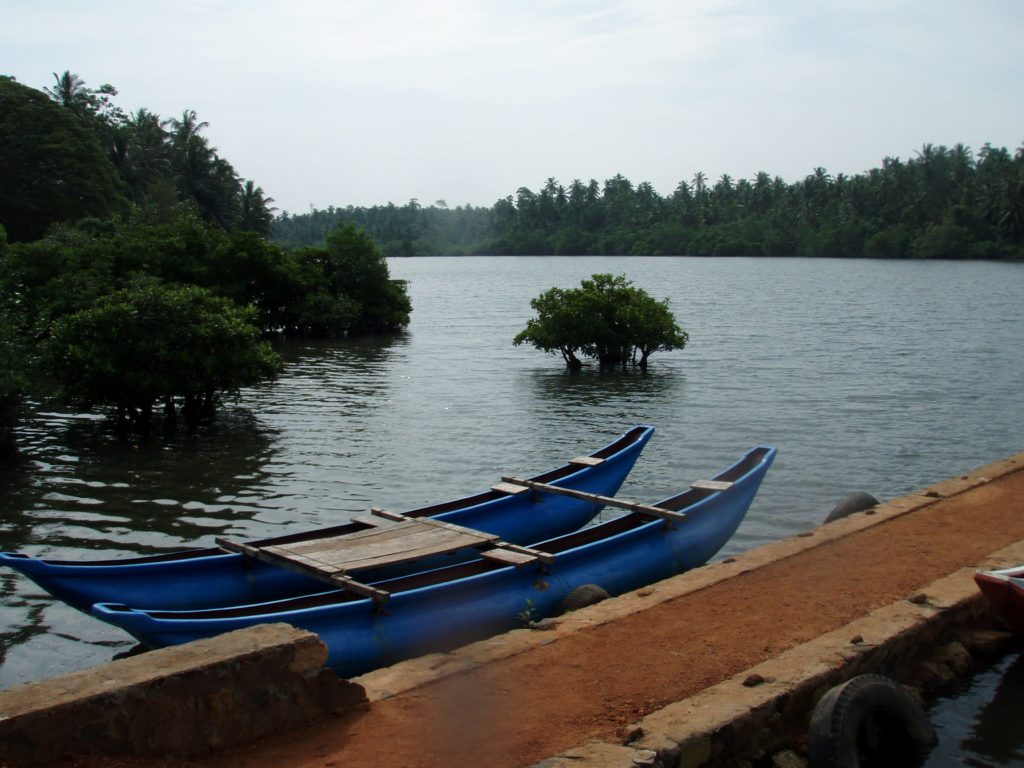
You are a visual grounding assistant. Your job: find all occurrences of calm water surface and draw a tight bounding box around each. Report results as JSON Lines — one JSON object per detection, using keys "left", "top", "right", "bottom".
{"left": 922, "top": 649, "right": 1024, "bottom": 767}
{"left": 2, "top": 257, "right": 1023, "bottom": 720}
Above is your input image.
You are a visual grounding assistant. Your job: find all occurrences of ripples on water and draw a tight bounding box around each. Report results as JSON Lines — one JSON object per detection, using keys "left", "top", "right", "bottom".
{"left": 1, "top": 256, "right": 1023, "bottom": 689}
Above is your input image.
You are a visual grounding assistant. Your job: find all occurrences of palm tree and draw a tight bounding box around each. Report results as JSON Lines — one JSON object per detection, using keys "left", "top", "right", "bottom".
{"left": 44, "top": 70, "right": 87, "bottom": 109}
{"left": 691, "top": 171, "right": 707, "bottom": 196}
{"left": 239, "top": 181, "right": 276, "bottom": 236}
{"left": 752, "top": 171, "right": 772, "bottom": 213}
{"left": 692, "top": 172, "right": 708, "bottom": 225}
{"left": 110, "top": 109, "right": 171, "bottom": 202}
{"left": 167, "top": 109, "right": 241, "bottom": 227}
{"left": 168, "top": 109, "right": 210, "bottom": 150}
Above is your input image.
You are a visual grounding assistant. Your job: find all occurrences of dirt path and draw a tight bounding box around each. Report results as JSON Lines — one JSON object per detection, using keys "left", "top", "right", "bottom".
{"left": 69, "top": 470, "right": 1024, "bottom": 768}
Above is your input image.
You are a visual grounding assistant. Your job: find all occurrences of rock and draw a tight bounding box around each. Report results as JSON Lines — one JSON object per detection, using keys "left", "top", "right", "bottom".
{"left": 825, "top": 492, "right": 880, "bottom": 522}
{"left": 962, "top": 628, "right": 1016, "bottom": 657}
{"left": 631, "top": 748, "right": 658, "bottom": 766}
{"left": 933, "top": 641, "right": 973, "bottom": 675}
{"left": 771, "top": 749, "right": 808, "bottom": 768}
{"left": 622, "top": 725, "right": 644, "bottom": 743}
{"left": 530, "top": 618, "right": 561, "bottom": 631}
{"left": 903, "top": 684, "right": 927, "bottom": 708}
{"left": 913, "top": 660, "right": 957, "bottom": 692}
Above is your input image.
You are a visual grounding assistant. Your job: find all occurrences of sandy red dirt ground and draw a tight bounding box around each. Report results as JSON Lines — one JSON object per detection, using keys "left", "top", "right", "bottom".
{"left": 63, "top": 468, "right": 1024, "bottom": 768}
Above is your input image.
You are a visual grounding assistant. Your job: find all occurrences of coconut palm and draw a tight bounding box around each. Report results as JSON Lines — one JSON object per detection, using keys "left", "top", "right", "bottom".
{"left": 167, "top": 109, "right": 241, "bottom": 227}
{"left": 239, "top": 181, "right": 276, "bottom": 236}
{"left": 44, "top": 71, "right": 87, "bottom": 109}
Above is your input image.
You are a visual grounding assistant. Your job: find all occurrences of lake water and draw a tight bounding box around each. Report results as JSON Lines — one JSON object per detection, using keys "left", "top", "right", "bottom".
{"left": 923, "top": 649, "right": 1024, "bottom": 767}
{"left": 2, "top": 257, "right": 1023, "bottom": 745}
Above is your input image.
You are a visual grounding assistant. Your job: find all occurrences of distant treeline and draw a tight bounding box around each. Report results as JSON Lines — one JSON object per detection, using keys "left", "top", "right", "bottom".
{"left": 274, "top": 143, "right": 1024, "bottom": 260}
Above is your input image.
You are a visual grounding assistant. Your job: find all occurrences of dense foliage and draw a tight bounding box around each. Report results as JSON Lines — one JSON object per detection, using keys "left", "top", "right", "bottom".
{"left": 514, "top": 274, "right": 688, "bottom": 370}
{"left": 0, "top": 226, "right": 26, "bottom": 453}
{"left": 0, "top": 77, "right": 124, "bottom": 242}
{"left": 1, "top": 212, "right": 411, "bottom": 433}
{"left": 275, "top": 144, "right": 1024, "bottom": 260}
{"left": 0, "top": 71, "right": 411, "bottom": 439}
{"left": 45, "top": 281, "right": 281, "bottom": 432}
{"left": 0, "top": 73, "right": 275, "bottom": 241}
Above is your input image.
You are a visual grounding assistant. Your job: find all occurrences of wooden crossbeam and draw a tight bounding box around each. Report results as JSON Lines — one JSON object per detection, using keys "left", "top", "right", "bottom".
{"left": 500, "top": 477, "right": 687, "bottom": 522}
{"left": 569, "top": 456, "right": 604, "bottom": 467}
{"left": 371, "top": 507, "right": 407, "bottom": 522}
{"left": 500, "top": 541, "right": 556, "bottom": 563}
{"left": 330, "top": 574, "right": 391, "bottom": 603}
{"left": 691, "top": 479, "right": 734, "bottom": 492}
{"left": 492, "top": 481, "right": 532, "bottom": 495}
{"left": 480, "top": 548, "right": 537, "bottom": 566}
{"left": 479, "top": 541, "right": 555, "bottom": 567}
{"left": 215, "top": 538, "right": 259, "bottom": 557}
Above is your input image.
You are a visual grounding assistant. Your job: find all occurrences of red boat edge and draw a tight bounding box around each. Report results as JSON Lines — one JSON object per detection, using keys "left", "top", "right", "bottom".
{"left": 974, "top": 568, "right": 1024, "bottom": 635}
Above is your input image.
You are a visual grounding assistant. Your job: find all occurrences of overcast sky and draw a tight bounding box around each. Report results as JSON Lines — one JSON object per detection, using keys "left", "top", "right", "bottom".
{"left": 5, "top": 1, "right": 1023, "bottom": 214}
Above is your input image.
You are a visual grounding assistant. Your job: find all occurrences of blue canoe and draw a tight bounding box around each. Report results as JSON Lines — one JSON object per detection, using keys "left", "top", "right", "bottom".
{"left": 92, "top": 445, "right": 775, "bottom": 679}
{"left": 1, "top": 426, "right": 653, "bottom": 612}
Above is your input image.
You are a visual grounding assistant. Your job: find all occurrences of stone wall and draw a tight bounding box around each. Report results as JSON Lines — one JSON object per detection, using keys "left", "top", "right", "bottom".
{"left": 0, "top": 623, "right": 366, "bottom": 767}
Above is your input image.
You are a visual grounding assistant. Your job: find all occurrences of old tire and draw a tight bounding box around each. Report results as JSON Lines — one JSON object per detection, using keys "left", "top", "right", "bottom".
{"left": 808, "top": 674, "right": 937, "bottom": 768}
{"left": 558, "top": 584, "right": 610, "bottom": 614}
{"left": 825, "top": 492, "right": 880, "bottom": 523}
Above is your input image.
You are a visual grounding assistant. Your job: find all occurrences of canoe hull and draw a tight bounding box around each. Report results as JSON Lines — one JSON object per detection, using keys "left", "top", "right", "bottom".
{"left": 975, "top": 569, "right": 1024, "bottom": 635}
{"left": 94, "top": 446, "right": 775, "bottom": 678}
{"left": 2, "top": 426, "right": 654, "bottom": 612}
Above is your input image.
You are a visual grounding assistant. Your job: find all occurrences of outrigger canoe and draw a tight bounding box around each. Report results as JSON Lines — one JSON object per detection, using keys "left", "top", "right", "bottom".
{"left": 974, "top": 566, "right": 1024, "bottom": 634}
{"left": 92, "top": 445, "right": 775, "bottom": 679}
{"left": 1, "top": 425, "right": 654, "bottom": 612}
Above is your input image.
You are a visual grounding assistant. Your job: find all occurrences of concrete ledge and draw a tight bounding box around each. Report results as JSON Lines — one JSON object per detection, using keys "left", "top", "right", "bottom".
{"left": 532, "top": 537, "right": 1024, "bottom": 768}
{"left": 357, "top": 453, "right": 1024, "bottom": 702}
{"left": 0, "top": 623, "right": 365, "bottom": 767}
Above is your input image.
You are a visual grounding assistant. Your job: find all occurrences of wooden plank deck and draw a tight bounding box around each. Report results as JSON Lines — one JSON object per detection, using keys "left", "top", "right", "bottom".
{"left": 215, "top": 514, "right": 555, "bottom": 603}
{"left": 258, "top": 518, "right": 500, "bottom": 574}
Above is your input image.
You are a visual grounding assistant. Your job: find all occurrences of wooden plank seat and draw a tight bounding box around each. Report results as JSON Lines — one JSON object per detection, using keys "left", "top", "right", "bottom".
{"left": 500, "top": 476, "right": 688, "bottom": 523}
{"left": 491, "top": 481, "right": 532, "bottom": 495}
{"left": 216, "top": 511, "right": 554, "bottom": 604}
{"left": 691, "top": 479, "right": 734, "bottom": 492}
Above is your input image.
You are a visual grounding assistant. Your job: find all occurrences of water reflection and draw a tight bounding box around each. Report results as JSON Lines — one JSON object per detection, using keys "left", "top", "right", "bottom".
{"left": 273, "top": 332, "right": 409, "bottom": 366}
{"left": 0, "top": 334, "right": 413, "bottom": 688}
{"left": 962, "top": 651, "right": 1024, "bottom": 764}
{"left": 922, "top": 649, "right": 1024, "bottom": 768}
{"left": 526, "top": 364, "right": 685, "bottom": 407}
{"left": 2, "top": 406, "right": 279, "bottom": 556}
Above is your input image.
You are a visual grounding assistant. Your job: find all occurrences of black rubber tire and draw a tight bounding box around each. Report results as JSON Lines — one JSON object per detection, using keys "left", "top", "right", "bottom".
{"left": 808, "top": 674, "right": 937, "bottom": 768}
{"left": 558, "top": 584, "right": 610, "bottom": 614}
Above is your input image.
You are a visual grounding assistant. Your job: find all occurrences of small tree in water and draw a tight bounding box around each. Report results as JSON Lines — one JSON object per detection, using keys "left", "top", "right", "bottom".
{"left": 44, "top": 279, "right": 281, "bottom": 434}
{"left": 514, "top": 274, "right": 688, "bottom": 370}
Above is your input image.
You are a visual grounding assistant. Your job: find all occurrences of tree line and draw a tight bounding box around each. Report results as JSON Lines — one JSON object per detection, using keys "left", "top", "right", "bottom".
{"left": 0, "top": 74, "right": 410, "bottom": 447}
{"left": 274, "top": 143, "right": 1024, "bottom": 260}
